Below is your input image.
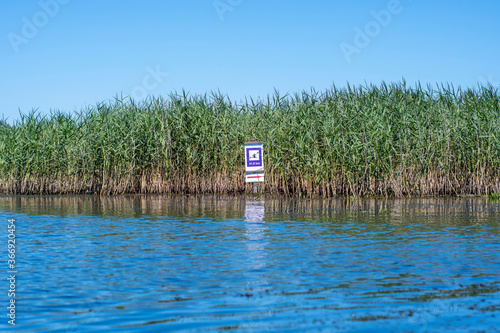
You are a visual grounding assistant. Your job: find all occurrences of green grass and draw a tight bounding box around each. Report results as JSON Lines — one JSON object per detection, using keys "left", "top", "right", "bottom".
{"left": 482, "top": 192, "right": 500, "bottom": 201}
{"left": 1, "top": 81, "right": 500, "bottom": 196}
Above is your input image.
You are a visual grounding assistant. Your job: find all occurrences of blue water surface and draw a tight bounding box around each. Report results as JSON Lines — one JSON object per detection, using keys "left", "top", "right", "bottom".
{"left": 0, "top": 196, "right": 499, "bottom": 332}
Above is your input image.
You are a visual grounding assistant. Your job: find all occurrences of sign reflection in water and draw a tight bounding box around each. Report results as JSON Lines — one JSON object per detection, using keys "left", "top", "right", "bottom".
{"left": 244, "top": 199, "right": 267, "bottom": 270}
{"left": 243, "top": 199, "right": 271, "bottom": 326}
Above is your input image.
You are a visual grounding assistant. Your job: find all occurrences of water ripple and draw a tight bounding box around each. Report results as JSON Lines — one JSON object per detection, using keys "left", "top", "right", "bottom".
{"left": 0, "top": 196, "right": 499, "bottom": 332}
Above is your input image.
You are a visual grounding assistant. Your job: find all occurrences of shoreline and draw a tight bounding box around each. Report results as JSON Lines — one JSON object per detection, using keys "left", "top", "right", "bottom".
{"left": 0, "top": 189, "right": 498, "bottom": 200}
{"left": 2, "top": 83, "right": 500, "bottom": 197}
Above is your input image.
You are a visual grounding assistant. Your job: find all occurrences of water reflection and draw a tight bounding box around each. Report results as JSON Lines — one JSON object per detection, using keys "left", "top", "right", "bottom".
{"left": 3, "top": 195, "right": 500, "bottom": 224}
{"left": 244, "top": 199, "right": 267, "bottom": 271}
{"left": 0, "top": 195, "right": 499, "bottom": 331}
{"left": 243, "top": 199, "right": 271, "bottom": 330}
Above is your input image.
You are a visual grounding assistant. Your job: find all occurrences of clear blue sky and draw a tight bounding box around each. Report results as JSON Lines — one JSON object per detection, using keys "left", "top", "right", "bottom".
{"left": 1, "top": 0, "right": 499, "bottom": 124}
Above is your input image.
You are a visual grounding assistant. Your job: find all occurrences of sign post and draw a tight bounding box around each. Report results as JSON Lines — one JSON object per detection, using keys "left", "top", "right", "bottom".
{"left": 245, "top": 140, "right": 264, "bottom": 192}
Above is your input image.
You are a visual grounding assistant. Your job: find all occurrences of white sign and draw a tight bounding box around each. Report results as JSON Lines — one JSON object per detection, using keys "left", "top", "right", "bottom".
{"left": 245, "top": 172, "right": 264, "bottom": 183}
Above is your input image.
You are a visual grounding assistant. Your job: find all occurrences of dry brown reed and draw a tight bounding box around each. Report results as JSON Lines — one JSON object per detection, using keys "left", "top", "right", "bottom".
{"left": 1, "top": 82, "right": 499, "bottom": 197}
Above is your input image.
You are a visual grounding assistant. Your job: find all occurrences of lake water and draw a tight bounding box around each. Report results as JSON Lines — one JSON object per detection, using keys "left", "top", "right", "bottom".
{"left": 1, "top": 195, "right": 499, "bottom": 332}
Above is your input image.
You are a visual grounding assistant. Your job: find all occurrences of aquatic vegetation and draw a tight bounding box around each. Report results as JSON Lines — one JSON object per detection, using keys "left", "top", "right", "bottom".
{"left": 1, "top": 82, "right": 500, "bottom": 196}
{"left": 482, "top": 192, "right": 500, "bottom": 202}
{"left": 409, "top": 283, "right": 500, "bottom": 301}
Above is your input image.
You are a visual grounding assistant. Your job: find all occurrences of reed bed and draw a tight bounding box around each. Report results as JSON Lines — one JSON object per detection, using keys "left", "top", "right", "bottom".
{"left": 1, "top": 82, "right": 499, "bottom": 197}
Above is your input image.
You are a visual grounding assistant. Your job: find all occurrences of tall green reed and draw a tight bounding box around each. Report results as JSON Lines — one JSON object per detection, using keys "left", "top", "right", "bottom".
{"left": 1, "top": 82, "right": 499, "bottom": 196}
